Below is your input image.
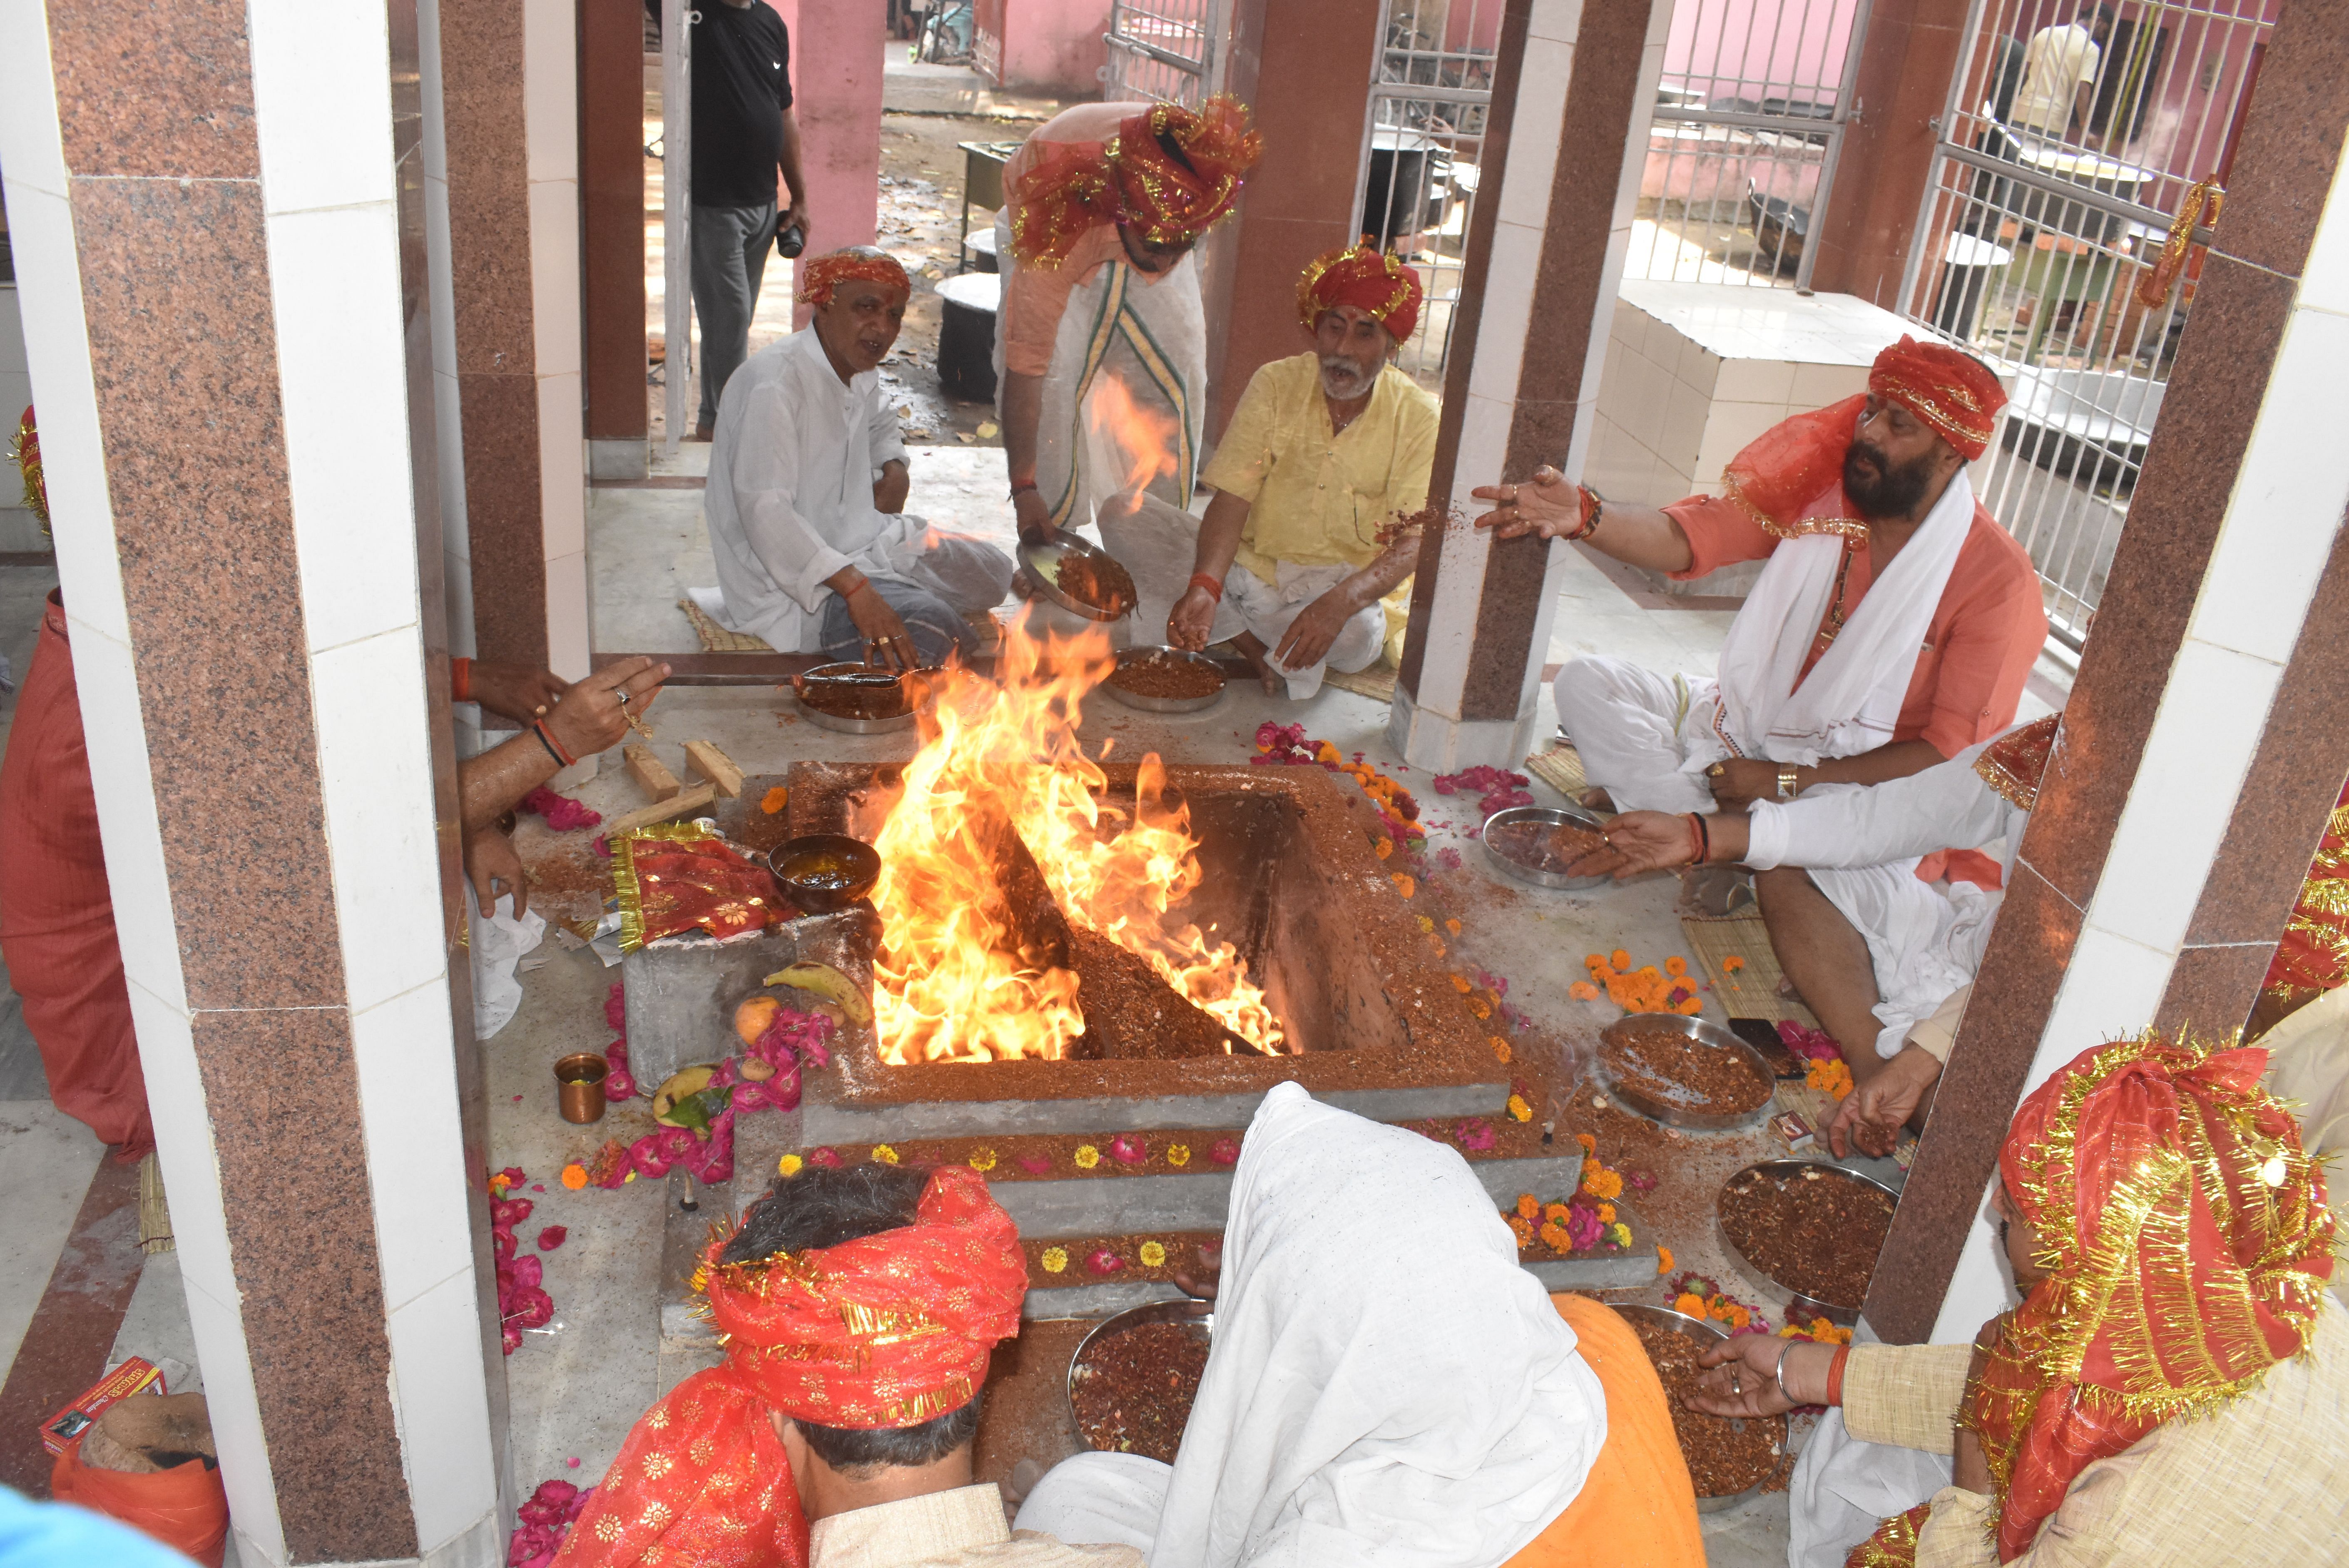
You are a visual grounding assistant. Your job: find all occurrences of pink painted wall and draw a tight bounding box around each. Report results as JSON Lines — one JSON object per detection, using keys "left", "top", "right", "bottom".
{"left": 1665, "top": 0, "right": 1864, "bottom": 109}
{"left": 996, "top": 0, "right": 1111, "bottom": 97}
{"left": 769, "top": 0, "right": 884, "bottom": 326}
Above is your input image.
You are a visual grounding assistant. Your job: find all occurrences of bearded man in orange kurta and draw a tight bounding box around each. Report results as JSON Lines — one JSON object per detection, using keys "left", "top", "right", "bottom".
{"left": 555, "top": 1164, "right": 1133, "bottom": 1568}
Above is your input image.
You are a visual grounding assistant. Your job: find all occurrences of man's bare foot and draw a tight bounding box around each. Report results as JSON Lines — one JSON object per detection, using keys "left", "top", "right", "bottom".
{"left": 1580, "top": 786, "right": 1615, "bottom": 812}
{"left": 1232, "top": 631, "right": 1284, "bottom": 696}
{"left": 1010, "top": 566, "right": 1044, "bottom": 600}
{"left": 687, "top": 421, "right": 714, "bottom": 443}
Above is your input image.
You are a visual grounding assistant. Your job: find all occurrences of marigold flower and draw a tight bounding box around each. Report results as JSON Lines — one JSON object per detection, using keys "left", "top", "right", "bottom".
{"left": 1451, "top": 973, "right": 1473, "bottom": 993}
{"left": 1585, "top": 953, "right": 1606, "bottom": 968}
{"left": 1074, "top": 1144, "right": 1101, "bottom": 1169}
{"left": 1677, "top": 996, "right": 1705, "bottom": 1016}
{"left": 1431, "top": 940, "right": 1446, "bottom": 958}
{"left": 1417, "top": 914, "right": 1436, "bottom": 933}
{"left": 1041, "top": 1247, "right": 1069, "bottom": 1274}
{"left": 1724, "top": 1304, "right": 1750, "bottom": 1328}
{"left": 1468, "top": 996, "right": 1492, "bottom": 1020}
{"left": 1507, "top": 1215, "right": 1535, "bottom": 1247}
{"left": 1674, "top": 1291, "right": 1707, "bottom": 1317}
{"left": 776, "top": 1153, "right": 804, "bottom": 1178}
{"left": 1664, "top": 956, "right": 1687, "bottom": 977}
{"left": 967, "top": 1148, "right": 997, "bottom": 1172}
{"left": 1392, "top": 874, "right": 1416, "bottom": 898}
{"left": 1657, "top": 1246, "right": 1674, "bottom": 1275}
{"left": 1581, "top": 1167, "right": 1624, "bottom": 1200}
{"left": 1506, "top": 1093, "right": 1533, "bottom": 1122}
{"left": 760, "top": 786, "right": 789, "bottom": 815}
{"left": 560, "top": 1164, "right": 588, "bottom": 1190}
{"left": 1491, "top": 1036, "right": 1513, "bottom": 1064}
{"left": 1375, "top": 837, "right": 1393, "bottom": 859}
{"left": 1722, "top": 955, "right": 1747, "bottom": 972}
{"left": 1166, "top": 1143, "right": 1191, "bottom": 1167}
{"left": 1538, "top": 1222, "right": 1571, "bottom": 1252}
{"left": 1596, "top": 1202, "right": 1615, "bottom": 1223}
{"left": 872, "top": 1144, "right": 899, "bottom": 1164}
{"left": 1445, "top": 918, "right": 1462, "bottom": 935}
{"left": 1543, "top": 1202, "right": 1573, "bottom": 1225}
{"left": 1515, "top": 1192, "right": 1540, "bottom": 1221}
{"left": 1575, "top": 1132, "right": 1596, "bottom": 1153}
{"left": 1610, "top": 948, "right": 1631, "bottom": 970}
{"left": 1606, "top": 1221, "right": 1632, "bottom": 1249}
{"left": 1139, "top": 1241, "right": 1167, "bottom": 1268}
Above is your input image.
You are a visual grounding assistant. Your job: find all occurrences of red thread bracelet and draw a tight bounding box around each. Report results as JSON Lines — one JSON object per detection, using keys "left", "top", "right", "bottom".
{"left": 533, "top": 720, "right": 575, "bottom": 768}
{"left": 1684, "top": 813, "right": 1705, "bottom": 866}
{"left": 1188, "top": 572, "right": 1225, "bottom": 603}
{"left": 1826, "top": 1344, "right": 1850, "bottom": 1406}
{"left": 451, "top": 655, "right": 473, "bottom": 703}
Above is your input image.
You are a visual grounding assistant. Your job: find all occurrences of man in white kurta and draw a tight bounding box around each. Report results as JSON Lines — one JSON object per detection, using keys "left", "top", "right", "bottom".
{"left": 1580, "top": 714, "right": 2058, "bottom": 1155}
{"left": 702, "top": 249, "right": 1012, "bottom": 667}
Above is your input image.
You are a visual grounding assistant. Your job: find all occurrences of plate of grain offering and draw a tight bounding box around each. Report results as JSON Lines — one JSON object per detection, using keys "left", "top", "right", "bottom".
{"left": 791, "top": 662, "right": 928, "bottom": 734}
{"left": 1103, "top": 645, "right": 1226, "bottom": 713}
{"left": 1614, "top": 1304, "right": 1784, "bottom": 1512}
{"left": 1021, "top": 534, "right": 1140, "bottom": 622}
{"left": 1067, "top": 1302, "right": 1213, "bottom": 1463}
{"left": 1598, "top": 1014, "right": 1777, "bottom": 1132}
{"left": 1481, "top": 804, "right": 1613, "bottom": 890}
{"left": 1716, "top": 1160, "right": 1899, "bottom": 1326}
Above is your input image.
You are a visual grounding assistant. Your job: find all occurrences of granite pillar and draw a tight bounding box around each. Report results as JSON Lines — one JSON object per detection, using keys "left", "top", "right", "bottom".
{"left": 441, "top": 0, "right": 590, "bottom": 676}
{"left": 1862, "top": 0, "right": 2349, "bottom": 1345}
{"left": 1201, "top": 0, "right": 1384, "bottom": 441}
{"left": 0, "top": 0, "right": 506, "bottom": 1557}
{"left": 1388, "top": 0, "right": 1674, "bottom": 772}
{"left": 583, "top": 0, "right": 652, "bottom": 482}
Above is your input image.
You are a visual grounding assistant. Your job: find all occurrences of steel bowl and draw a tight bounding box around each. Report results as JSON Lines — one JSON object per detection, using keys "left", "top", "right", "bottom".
{"left": 1020, "top": 533, "right": 1139, "bottom": 623}
{"left": 1066, "top": 1299, "right": 1214, "bottom": 1453}
{"left": 1481, "top": 803, "right": 1613, "bottom": 890}
{"left": 1597, "top": 1013, "right": 1779, "bottom": 1133}
{"left": 1101, "top": 645, "right": 1227, "bottom": 714}
{"left": 765, "top": 834, "right": 881, "bottom": 913}
{"left": 792, "top": 662, "right": 931, "bottom": 735}
{"left": 1611, "top": 1303, "right": 1784, "bottom": 1514}
{"left": 1714, "top": 1158, "right": 1901, "bottom": 1328}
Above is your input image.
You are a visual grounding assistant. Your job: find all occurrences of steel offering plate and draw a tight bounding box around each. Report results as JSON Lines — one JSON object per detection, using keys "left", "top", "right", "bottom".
{"left": 1611, "top": 1304, "right": 1783, "bottom": 1514}
{"left": 1482, "top": 803, "right": 1612, "bottom": 890}
{"left": 791, "top": 662, "right": 929, "bottom": 735}
{"left": 1101, "top": 645, "right": 1227, "bottom": 713}
{"left": 1067, "top": 1299, "right": 1214, "bottom": 1453}
{"left": 1020, "top": 533, "right": 1139, "bottom": 623}
{"left": 1596, "top": 1013, "right": 1778, "bottom": 1133}
{"left": 1714, "top": 1157, "right": 1901, "bottom": 1328}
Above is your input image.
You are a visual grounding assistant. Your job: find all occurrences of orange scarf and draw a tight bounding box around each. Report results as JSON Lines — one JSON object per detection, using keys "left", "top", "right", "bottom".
{"left": 1848, "top": 1034, "right": 2333, "bottom": 1566}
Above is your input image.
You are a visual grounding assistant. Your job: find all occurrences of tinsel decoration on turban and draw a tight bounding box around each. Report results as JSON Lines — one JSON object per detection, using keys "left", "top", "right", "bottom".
{"left": 796, "top": 250, "right": 911, "bottom": 306}
{"left": 699, "top": 1164, "right": 1027, "bottom": 1430}
{"left": 1866, "top": 334, "right": 2005, "bottom": 460}
{"left": 12, "top": 407, "right": 45, "bottom": 537}
{"left": 1296, "top": 244, "right": 1424, "bottom": 342}
{"left": 1010, "top": 95, "right": 1262, "bottom": 266}
{"left": 1845, "top": 1031, "right": 2333, "bottom": 1567}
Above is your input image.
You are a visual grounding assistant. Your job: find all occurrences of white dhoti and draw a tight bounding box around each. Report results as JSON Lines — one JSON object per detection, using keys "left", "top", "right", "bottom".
{"left": 1211, "top": 560, "right": 1385, "bottom": 699}
{"left": 1787, "top": 1409, "right": 1953, "bottom": 1568}
{"left": 1551, "top": 655, "right": 1721, "bottom": 812}
{"left": 1809, "top": 857, "right": 2001, "bottom": 1059}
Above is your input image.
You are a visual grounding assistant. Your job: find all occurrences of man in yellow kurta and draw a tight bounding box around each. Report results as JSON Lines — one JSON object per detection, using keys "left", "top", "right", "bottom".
{"left": 1166, "top": 246, "right": 1437, "bottom": 697}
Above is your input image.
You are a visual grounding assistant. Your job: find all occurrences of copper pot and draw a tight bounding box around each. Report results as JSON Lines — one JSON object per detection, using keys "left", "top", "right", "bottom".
{"left": 555, "top": 1053, "right": 609, "bottom": 1124}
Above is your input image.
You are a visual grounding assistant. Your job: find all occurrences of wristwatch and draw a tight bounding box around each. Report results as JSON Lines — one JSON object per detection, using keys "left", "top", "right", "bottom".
{"left": 1776, "top": 767, "right": 1800, "bottom": 800}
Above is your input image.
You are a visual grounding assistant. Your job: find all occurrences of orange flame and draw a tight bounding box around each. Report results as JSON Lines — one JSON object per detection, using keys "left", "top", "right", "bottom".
{"left": 870, "top": 623, "right": 1285, "bottom": 1063}
{"left": 1086, "top": 373, "right": 1180, "bottom": 518}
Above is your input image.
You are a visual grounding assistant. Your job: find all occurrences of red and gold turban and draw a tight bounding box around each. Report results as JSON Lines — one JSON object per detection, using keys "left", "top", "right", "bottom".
{"left": 1011, "top": 95, "right": 1262, "bottom": 266}
{"left": 1849, "top": 1033, "right": 2333, "bottom": 1567}
{"left": 1867, "top": 334, "right": 2005, "bottom": 460}
{"left": 553, "top": 1167, "right": 1023, "bottom": 1568}
{"left": 1296, "top": 244, "right": 1423, "bottom": 342}
{"left": 704, "top": 1164, "right": 1026, "bottom": 1429}
{"left": 796, "top": 250, "right": 911, "bottom": 307}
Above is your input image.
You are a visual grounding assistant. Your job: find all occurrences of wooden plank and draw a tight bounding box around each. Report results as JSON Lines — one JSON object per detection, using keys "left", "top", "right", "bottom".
{"left": 625, "top": 743, "right": 682, "bottom": 800}
{"left": 600, "top": 782, "right": 718, "bottom": 838}
{"left": 682, "top": 739, "right": 745, "bottom": 798}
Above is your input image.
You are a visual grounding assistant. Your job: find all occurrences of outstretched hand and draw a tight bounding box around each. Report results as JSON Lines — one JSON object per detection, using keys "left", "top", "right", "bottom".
{"left": 541, "top": 657, "right": 671, "bottom": 759}
{"left": 1470, "top": 465, "right": 1581, "bottom": 540}
{"left": 1557, "top": 810, "right": 1702, "bottom": 880}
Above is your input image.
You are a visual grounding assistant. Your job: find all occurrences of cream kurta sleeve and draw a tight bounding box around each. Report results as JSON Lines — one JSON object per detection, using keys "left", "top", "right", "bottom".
{"left": 1841, "top": 1343, "right": 1972, "bottom": 1455}
{"left": 1853, "top": 1306, "right": 2349, "bottom": 1568}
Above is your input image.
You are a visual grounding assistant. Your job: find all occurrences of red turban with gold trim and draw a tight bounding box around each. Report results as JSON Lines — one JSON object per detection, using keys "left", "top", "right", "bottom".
{"left": 1011, "top": 95, "right": 1262, "bottom": 265}
{"left": 1297, "top": 245, "right": 1423, "bottom": 342}
{"left": 703, "top": 1164, "right": 1026, "bottom": 1430}
{"left": 796, "top": 249, "right": 911, "bottom": 306}
{"left": 1867, "top": 334, "right": 2006, "bottom": 460}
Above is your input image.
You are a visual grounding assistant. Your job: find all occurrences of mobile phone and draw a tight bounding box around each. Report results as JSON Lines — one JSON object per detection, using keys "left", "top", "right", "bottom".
{"left": 1728, "top": 1015, "right": 1801, "bottom": 1077}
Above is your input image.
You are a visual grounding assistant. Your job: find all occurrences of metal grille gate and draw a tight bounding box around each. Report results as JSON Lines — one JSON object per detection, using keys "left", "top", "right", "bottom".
{"left": 1897, "top": 0, "right": 2270, "bottom": 646}
{"left": 1631, "top": 0, "right": 1874, "bottom": 290}
{"left": 1361, "top": 0, "right": 1499, "bottom": 386}
{"left": 1103, "top": 0, "right": 1221, "bottom": 106}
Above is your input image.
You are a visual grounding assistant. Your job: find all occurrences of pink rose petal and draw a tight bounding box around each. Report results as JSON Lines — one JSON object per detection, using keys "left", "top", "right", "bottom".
{"left": 537, "top": 1225, "right": 567, "bottom": 1251}
{"left": 1086, "top": 1249, "right": 1125, "bottom": 1275}
{"left": 1017, "top": 1153, "right": 1053, "bottom": 1175}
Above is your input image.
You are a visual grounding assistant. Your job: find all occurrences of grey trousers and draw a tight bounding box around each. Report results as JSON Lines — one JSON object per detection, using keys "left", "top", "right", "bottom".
{"left": 690, "top": 200, "right": 777, "bottom": 427}
{"left": 816, "top": 532, "right": 1016, "bottom": 668}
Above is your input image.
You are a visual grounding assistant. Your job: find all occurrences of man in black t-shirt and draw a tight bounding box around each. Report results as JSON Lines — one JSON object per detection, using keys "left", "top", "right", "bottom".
{"left": 687, "top": 0, "right": 810, "bottom": 440}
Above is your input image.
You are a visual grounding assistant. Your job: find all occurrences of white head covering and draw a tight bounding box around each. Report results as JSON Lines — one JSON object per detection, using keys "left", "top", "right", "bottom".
{"left": 1144, "top": 1082, "right": 1604, "bottom": 1568}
